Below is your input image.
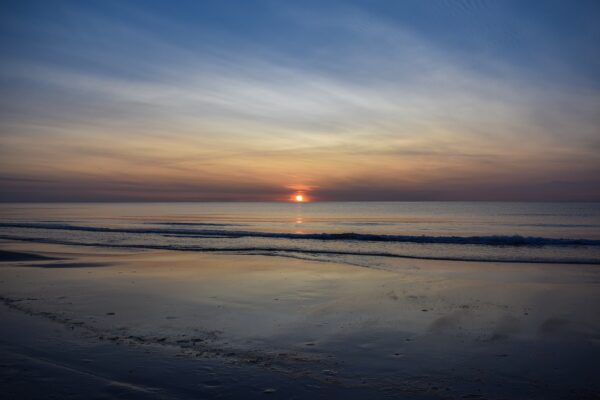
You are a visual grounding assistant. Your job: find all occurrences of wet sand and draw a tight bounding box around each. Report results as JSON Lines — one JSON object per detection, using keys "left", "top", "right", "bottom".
{"left": 0, "top": 249, "right": 57, "bottom": 262}
{"left": 1, "top": 240, "right": 599, "bottom": 399}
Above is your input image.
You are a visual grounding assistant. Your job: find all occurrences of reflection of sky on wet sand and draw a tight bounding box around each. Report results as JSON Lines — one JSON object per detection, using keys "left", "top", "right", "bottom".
{"left": 0, "top": 241, "right": 598, "bottom": 396}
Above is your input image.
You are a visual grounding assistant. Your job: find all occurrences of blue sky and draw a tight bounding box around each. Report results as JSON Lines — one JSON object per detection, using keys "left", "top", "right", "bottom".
{"left": 1, "top": 0, "right": 599, "bottom": 201}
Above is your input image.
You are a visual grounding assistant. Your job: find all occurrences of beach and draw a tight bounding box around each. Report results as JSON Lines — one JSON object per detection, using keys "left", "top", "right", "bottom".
{"left": 3, "top": 0, "right": 600, "bottom": 397}
{"left": 1, "top": 237, "right": 599, "bottom": 399}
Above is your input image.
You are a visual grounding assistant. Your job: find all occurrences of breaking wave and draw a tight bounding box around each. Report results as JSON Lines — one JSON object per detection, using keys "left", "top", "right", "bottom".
{"left": 0, "top": 222, "right": 599, "bottom": 247}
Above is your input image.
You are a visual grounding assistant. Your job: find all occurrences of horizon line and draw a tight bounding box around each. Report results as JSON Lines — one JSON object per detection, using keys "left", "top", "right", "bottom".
{"left": 2, "top": 200, "right": 599, "bottom": 204}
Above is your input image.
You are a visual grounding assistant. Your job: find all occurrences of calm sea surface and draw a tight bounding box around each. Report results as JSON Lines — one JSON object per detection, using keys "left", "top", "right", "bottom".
{"left": 1, "top": 202, "right": 599, "bottom": 266}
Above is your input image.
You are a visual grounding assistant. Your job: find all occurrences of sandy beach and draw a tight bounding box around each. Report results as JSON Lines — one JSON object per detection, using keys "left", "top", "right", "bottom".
{"left": 1, "top": 239, "right": 599, "bottom": 399}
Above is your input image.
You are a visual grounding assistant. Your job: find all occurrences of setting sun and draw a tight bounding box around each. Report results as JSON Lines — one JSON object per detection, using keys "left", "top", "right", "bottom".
{"left": 295, "top": 194, "right": 304, "bottom": 202}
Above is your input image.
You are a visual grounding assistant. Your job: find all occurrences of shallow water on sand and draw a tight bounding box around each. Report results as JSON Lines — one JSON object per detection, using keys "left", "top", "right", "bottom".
{"left": 1, "top": 240, "right": 599, "bottom": 399}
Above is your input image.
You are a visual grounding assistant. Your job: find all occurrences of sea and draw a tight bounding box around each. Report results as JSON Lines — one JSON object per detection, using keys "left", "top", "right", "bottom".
{"left": 1, "top": 202, "right": 599, "bottom": 267}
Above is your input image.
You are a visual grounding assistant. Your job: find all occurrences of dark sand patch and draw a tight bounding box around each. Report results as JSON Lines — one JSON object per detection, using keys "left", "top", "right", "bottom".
{"left": 20, "top": 261, "right": 112, "bottom": 269}
{"left": 428, "top": 309, "right": 469, "bottom": 334}
{"left": 0, "top": 250, "right": 57, "bottom": 262}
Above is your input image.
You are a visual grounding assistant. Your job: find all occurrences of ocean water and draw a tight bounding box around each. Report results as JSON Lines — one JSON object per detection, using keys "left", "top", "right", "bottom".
{"left": 1, "top": 202, "right": 599, "bottom": 266}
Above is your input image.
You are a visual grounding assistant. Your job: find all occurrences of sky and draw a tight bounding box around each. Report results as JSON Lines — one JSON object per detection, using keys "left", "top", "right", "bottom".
{"left": 0, "top": 0, "right": 599, "bottom": 202}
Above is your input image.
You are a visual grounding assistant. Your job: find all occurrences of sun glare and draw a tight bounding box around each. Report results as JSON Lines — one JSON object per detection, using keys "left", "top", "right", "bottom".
{"left": 295, "top": 194, "right": 304, "bottom": 202}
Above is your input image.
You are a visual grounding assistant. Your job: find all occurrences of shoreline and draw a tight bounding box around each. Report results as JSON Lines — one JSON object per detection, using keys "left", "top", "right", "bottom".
{"left": 2, "top": 235, "right": 600, "bottom": 266}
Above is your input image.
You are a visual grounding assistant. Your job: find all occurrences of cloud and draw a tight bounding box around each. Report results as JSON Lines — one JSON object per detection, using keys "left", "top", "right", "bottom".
{"left": 0, "top": 1, "right": 599, "bottom": 201}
